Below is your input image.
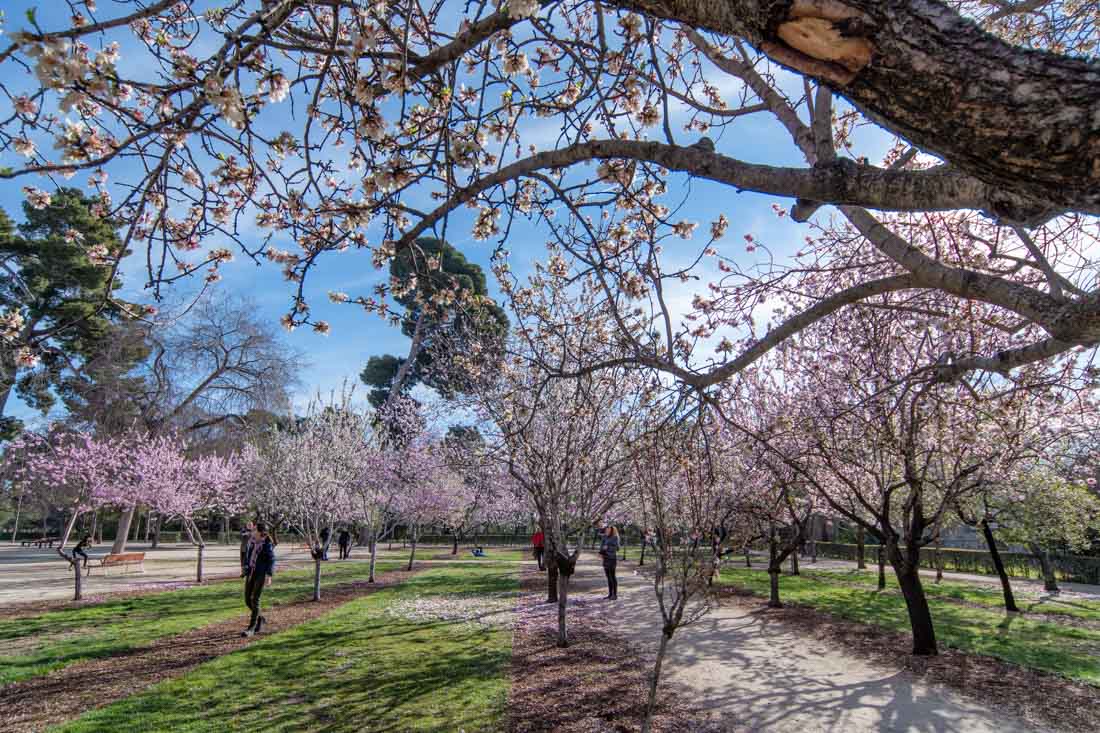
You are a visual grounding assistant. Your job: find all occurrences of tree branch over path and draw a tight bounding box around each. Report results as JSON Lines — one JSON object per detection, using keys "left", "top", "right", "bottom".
{"left": 613, "top": 0, "right": 1100, "bottom": 217}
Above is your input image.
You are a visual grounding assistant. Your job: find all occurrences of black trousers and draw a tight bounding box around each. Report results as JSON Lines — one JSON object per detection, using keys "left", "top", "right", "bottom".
{"left": 534, "top": 547, "right": 544, "bottom": 570}
{"left": 339, "top": 543, "right": 350, "bottom": 559}
{"left": 73, "top": 548, "right": 89, "bottom": 567}
{"left": 603, "top": 560, "right": 618, "bottom": 598}
{"left": 245, "top": 574, "right": 266, "bottom": 629}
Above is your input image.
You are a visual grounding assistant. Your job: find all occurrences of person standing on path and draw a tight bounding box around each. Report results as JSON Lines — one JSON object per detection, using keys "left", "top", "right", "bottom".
{"left": 242, "top": 522, "right": 275, "bottom": 637}
{"left": 239, "top": 521, "right": 255, "bottom": 577}
{"left": 320, "top": 526, "right": 331, "bottom": 561}
{"left": 337, "top": 528, "right": 351, "bottom": 560}
{"left": 532, "top": 529, "right": 546, "bottom": 571}
{"left": 600, "top": 525, "right": 621, "bottom": 600}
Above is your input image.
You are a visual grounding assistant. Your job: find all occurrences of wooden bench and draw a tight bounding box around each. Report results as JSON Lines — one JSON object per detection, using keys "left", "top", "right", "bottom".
{"left": 87, "top": 552, "right": 146, "bottom": 576}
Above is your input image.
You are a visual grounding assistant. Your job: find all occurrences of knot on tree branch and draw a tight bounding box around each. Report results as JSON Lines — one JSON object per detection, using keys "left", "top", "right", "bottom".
{"left": 555, "top": 550, "right": 577, "bottom": 577}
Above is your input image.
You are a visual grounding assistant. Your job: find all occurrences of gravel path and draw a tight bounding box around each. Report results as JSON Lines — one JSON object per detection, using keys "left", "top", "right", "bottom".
{"left": 593, "top": 561, "right": 1048, "bottom": 733}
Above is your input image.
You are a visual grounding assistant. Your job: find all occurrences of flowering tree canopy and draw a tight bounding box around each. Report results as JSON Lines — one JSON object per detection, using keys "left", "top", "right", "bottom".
{"left": 0, "top": 1, "right": 1095, "bottom": 398}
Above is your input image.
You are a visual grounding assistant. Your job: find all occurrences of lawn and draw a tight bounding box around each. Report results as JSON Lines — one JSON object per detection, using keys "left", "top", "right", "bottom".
{"left": 718, "top": 566, "right": 1100, "bottom": 685}
{"left": 54, "top": 563, "right": 518, "bottom": 733}
{"left": 0, "top": 559, "right": 402, "bottom": 684}
{"left": 806, "top": 566, "right": 1100, "bottom": 623}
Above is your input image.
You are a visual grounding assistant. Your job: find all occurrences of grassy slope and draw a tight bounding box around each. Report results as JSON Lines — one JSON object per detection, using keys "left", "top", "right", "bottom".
{"left": 806, "top": 566, "right": 1100, "bottom": 623}
{"left": 54, "top": 564, "right": 517, "bottom": 733}
{"left": 718, "top": 567, "right": 1100, "bottom": 685}
{"left": 0, "top": 560, "right": 402, "bottom": 684}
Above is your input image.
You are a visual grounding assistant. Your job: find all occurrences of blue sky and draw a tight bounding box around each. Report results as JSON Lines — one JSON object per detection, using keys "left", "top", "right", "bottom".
{"left": 0, "top": 1, "right": 894, "bottom": 425}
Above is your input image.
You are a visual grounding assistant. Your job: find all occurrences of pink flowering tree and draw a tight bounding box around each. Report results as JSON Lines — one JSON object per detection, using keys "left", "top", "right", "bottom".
{"left": 3, "top": 428, "right": 142, "bottom": 600}
{"left": 136, "top": 434, "right": 244, "bottom": 583}
{"left": 463, "top": 297, "right": 647, "bottom": 646}
{"left": 739, "top": 303, "right": 1096, "bottom": 656}
{"left": 0, "top": 3, "right": 1094, "bottom": 414}
{"left": 249, "top": 392, "right": 368, "bottom": 601}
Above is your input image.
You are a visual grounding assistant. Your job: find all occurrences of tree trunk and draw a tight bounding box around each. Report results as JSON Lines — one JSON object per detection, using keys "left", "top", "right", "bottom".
{"left": 789, "top": 549, "right": 800, "bottom": 575}
{"left": 856, "top": 526, "right": 866, "bottom": 569}
{"left": 89, "top": 510, "right": 98, "bottom": 546}
{"left": 1028, "top": 543, "right": 1059, "bottom": 593}
{"left": 150, "top": 515, "right": 160, "bottom": 549}
{"left": 57, "top": 512, "right": 82, "bottom": 601}
{"left": 889, "top": 547, "right": 937, "bottom": 656}
{"left": 981, "top": 520, "right": 1019, "bottom": 612}
{"left": 767, "top": 534, "right": 782, "bottom": 608}
{"left": 10, "top": 490, "right": 22, "bottom": 543}
{"left": 129, "top": 509, "right": 142, "bottom": 543}
{"left": 452, "top": 533, "right": 459, "bottom": 555}
{"left": 547, "top": 558, "right": 559, "bottom": 603}
{"left": 744, "top": 546, "right": 751, "bottom": 567}
{"left": 934, "top": 539, "right": 944, "bottom": 583}
{"left": 196, "top": 543, "right": 205, "bottom": 583}
{"left": 111, "top": 507, "right": 135, "bottom": 553}
{"left": 71, "top": 557, "right": 83, "bottom": 601}
{"left": 313, "top": 558, "right": 322, "bottom": 601}
{"left": 642, "top": 631, "right": 672, "bottom": 733}
{"left": 407, "top": 526, "right": 418, "bottom": 571}
{"left": 556, "top": 572, "right": 570, "bottom": 647}
{"left": 638, "top": 535, "right": 646, "bottom": 567}
{"left": 877, "top": 545, "right": 886, "bottom": 590}
{"left": 368, "top": 537, "right": 378, "bottom": 583}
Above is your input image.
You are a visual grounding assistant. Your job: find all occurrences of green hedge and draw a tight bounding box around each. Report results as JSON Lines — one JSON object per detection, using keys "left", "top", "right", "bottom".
{"left": 816, "top": 541, "right": 1100, "bottom": 585}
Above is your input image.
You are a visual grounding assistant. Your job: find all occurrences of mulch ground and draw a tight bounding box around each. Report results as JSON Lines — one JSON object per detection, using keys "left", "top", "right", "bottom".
{"left": 0, "top": 570, "right": 415, "bottom": 733}
{"left": 717, "top": 584, "right": 1100, "bottom": 733}
{"left": 508, "top": 569, "right": 720, "bottom": 733}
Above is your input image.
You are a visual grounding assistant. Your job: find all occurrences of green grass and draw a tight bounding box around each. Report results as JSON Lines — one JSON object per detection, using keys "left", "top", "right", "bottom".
{"left": 806, "top": 567, "right": 1100, "bottom": 623}
{"left": 0, "top": 559, "right": 402, "bottom": 684}
{"left": 718, "top": 567, "right": 1100, "bottom": 685}
{"left": 54, "top": 564, "right": 517, "bottom": 733}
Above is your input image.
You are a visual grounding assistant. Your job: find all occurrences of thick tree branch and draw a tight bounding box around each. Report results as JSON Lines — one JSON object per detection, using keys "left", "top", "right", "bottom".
{"left": 617, "top": 0, "right": 1100, "bottom": 217}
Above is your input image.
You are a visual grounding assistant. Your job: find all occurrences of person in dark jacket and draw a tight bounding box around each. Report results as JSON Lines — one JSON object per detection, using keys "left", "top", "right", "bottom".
{"left": 337, "top": 528, "right": 351, "bottom": 560}
{"left": 242, "top": 522, "right": 276, "bottom": 637}
{"left": 319, "top": 526, "right": 331, "bottom": 561}
{"left": 599, "top": 526, "right": 621, "bottom": 600}
{"left": 239, "top": 521, "right": 255, "bottom": 577}
{"left": 72, "top": 535, "right": 92, "bottom": 568}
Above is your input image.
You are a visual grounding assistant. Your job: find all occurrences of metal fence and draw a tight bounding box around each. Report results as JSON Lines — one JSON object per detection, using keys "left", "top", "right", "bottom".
{"left": 815, "top": 541, "right": 1100, "bottom": 585}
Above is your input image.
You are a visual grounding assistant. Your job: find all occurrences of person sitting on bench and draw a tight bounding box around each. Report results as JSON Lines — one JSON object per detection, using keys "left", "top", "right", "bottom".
{"left": 470, "top": 546, "right": 486, "bottom": 557}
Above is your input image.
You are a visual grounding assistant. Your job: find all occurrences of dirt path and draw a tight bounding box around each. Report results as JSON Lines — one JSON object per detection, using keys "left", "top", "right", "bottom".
{"left": 588, "top": 561, "right": 1050, "bottom": 733}
{"left": 0, "top": 570, "right": 414, "bottom": 733}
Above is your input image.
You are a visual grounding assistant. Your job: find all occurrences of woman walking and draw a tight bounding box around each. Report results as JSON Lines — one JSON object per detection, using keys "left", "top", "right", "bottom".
{"left": 599, "top": 526, "right": 621, "bottom": 600}
{"left": 242, "top": 522, "right": 275, "bottom": 637}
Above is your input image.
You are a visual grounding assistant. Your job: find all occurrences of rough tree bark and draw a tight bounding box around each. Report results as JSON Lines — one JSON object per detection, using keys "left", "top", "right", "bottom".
{"left": 642, "top": 631, "right": 672, "bottom": 733}
{"left": 10, "top": 490, "right": 22, "bottom": 544}
{"left": 111, "top": 507, "right": 135, "bottom": 554}
{"left": 407, "top": 525, "right": 419, "bottom": 571}
{"left": 1028, "top": 543, "right": 1059, "bottom": 593}
{"left": 887, "top": 543, "right": 937, "bottom": 655}
{"left": 616, "top": 0, "right": 1100, "bottom": 219}
{"left": 876, "top": 545, "right": 886, "bottom": 590}
{"left": 856, "top": 526, "right": 866, "bottom": 569}
{"left": 368, "top": 537, "right": 378, "bottom": 583}
{"left": 555, "top": 550, "right": 579, "bottom": 647}
{"left": 981, "top": 519, "right": 1019, "bottom": 613}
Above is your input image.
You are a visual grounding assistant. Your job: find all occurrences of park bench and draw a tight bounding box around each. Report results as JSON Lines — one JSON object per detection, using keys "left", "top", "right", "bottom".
{"left": 21, "top": 537, "right": 58, "bottom": 548}
{"left": 86, "top": 552, "right": 146, "bottom": 576}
